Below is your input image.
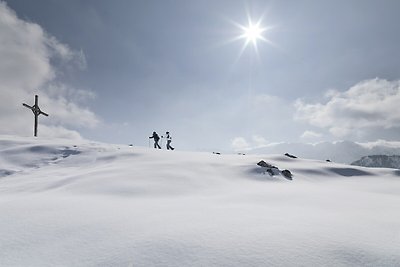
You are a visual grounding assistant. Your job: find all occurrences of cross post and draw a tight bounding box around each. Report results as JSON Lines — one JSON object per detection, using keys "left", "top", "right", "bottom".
{"left": 23, "top": 95, "right": 49, "bottom": 137}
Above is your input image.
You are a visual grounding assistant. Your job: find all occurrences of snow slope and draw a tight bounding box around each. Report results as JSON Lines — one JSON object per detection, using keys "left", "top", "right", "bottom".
{"left": 0, "top": 135, "right": 399, "bottom": 266}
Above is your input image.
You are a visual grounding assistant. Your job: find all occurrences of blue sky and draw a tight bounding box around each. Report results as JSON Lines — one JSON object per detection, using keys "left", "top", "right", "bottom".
{"left": 2, "top": 0, "right": 400, "bottom": 151}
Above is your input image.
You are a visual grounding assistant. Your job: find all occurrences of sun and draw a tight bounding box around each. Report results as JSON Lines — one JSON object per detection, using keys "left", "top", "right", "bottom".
{"left": 242, "top": 21, "right": 265, "bottom": 45}
{"left": 226, "top": 15, "right": 276, "bottom": 59}
{"left": 230, "top": 17, "right": 273, "bottom": 56}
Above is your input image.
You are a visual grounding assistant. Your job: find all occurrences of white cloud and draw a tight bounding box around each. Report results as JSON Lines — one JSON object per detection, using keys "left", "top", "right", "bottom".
{"left": 301, "top": 130, "right": 322, "bottom": 140}
{"left": 38, "top": 125, "right": 83, "bottom": 140}
{"left": 356, "top": 139, "right": 400, "bottom": 149}
{"left": 46, "top": 35, "right": 87, "bottom": 70}
{"left": 231, "top": 135, "right": 270, "bottom": 151}
{"left": 0, "top": 1, "right": 98, "bottom": 138}
{"left": 252, "top": 135, "right": 268, "bottom": 147}
{"left": 231, "top": 137, "right": 250, "bottom": 151}
{"left": 295, "top": 78, "right": 400, "bottom": 137}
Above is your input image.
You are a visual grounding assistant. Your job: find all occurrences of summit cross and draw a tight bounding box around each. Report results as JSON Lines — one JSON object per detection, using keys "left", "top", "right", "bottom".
{"left": 23, "top": 95, "right": 49, "bottom": 137}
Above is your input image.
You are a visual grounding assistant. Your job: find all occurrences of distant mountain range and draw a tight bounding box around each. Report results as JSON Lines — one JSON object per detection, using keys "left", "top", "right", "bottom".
{"left": 246, "top": 140, "right": 400, "bottom": 164}
{"left": 351, "top": 155, "right": 400, "bottom": 169}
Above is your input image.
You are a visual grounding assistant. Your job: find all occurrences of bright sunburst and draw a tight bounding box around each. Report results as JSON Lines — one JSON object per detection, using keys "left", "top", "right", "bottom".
{"left": 229, "top": 16, "right": 274, "bottom": 58}
{"left": 241, "top": 21, "right": 265, "bottom": 46}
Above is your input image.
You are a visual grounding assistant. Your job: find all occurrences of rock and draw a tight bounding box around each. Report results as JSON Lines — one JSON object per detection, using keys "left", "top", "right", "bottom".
{"left": 257, "top": 160, "right": 292, "bottom": 180}
{"left": 257, "top": 160, "right": 280, "bottom": 176}
{"left": 284, "top": 153, "right": 297, "bottom": 159}
{"left": 257, "top": 160, "right": 277, "bottom": 169}
{"left": 281, "top": 169, "right": 293, "bottom": 180}
{"left": 266, "top": 169, "right": 274, "bottom": 176}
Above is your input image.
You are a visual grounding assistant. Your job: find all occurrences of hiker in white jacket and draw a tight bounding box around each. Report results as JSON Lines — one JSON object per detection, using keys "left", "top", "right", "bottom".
{"left": 165, "top": 131, "right": 174, "bottom": 150}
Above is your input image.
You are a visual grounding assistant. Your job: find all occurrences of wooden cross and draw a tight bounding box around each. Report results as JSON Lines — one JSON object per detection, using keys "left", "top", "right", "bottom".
{"left": 23, "top": 95, "right": 49, "bottom": 137}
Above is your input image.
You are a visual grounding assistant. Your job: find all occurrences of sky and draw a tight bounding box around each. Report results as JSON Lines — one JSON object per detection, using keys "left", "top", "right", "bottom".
{"left": 1, "top": 0, "right": 400, "bottom": 152}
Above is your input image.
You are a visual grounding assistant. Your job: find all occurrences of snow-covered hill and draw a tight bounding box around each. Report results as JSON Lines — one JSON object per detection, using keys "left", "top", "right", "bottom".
{"left": 351, "top": 155, "right": 400, "bottom": 169}
{"left": 0, "top": 135, "right": 399, "bottom": 266}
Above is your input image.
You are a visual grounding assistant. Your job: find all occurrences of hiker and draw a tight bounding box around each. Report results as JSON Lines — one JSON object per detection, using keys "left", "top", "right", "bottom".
{"left": 149, "top": 131, "right": 161, "bottom": 149}
{"left": 165, "top": 131, "right": 174, "bottom": 150}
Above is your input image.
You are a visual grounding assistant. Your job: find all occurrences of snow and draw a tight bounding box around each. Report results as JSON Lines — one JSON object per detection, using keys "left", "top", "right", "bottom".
{"left": 0, "top": 135, "right": 400, "bottom": 266}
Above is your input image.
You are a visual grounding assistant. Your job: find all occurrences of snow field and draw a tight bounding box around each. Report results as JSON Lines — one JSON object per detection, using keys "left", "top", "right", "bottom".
{"left": 0, "top": 135, "right": 399, "bottom": 266}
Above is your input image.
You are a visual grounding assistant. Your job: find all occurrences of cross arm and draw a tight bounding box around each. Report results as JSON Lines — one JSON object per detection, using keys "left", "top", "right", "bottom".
{"left": 40, "top": 111, "right": 49, "bottom": 117}
{"left": 23, "top": 103, "right": 33, "bottom": 109}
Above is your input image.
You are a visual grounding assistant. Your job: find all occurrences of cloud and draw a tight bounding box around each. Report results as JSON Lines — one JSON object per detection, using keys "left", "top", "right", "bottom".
{"left": 0, "top": 1, "right": 99, "bottom": 139}
{"left": 357, "top": 139, "right": 400, "bottom": 149}
{"left": 231, "top": 137, "right": 250, "bottom": 151}
{"left": 231, "top": 135, "right": 270, "bottom": 151}
{"left": 295, "top": 78, "right": 400, "bottom": 138}
{"left": 252, "top": 135, "right": 268, "bottom": 147}
{"left": 301, "top": 130, "right": 322, "bottom": 140}
{"left": 46, "top": 36, "right": 87, "bottom": 69}
{"left": 38, "top": 125, "right": 83, "bottom": 140}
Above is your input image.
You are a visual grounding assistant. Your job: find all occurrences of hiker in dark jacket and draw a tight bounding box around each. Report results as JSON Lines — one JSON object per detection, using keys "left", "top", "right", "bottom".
{"left": 165, "top": 131, "right": 174, "bottom": 150}
{"left": 149, "top": 131, "right": 161, "bottom": 149}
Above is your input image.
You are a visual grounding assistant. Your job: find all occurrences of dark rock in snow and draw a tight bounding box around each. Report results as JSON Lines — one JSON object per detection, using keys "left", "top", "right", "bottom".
{"left": 284, "top": 153, "right": 297, "bottom": 159}
{"left": 281, "top": 170, "right": 293, "bottom": 180}
{"left": 257, "top": 160, "right": 291, "bottom": 179}
{"left": 266, "top": 169, "right": 274, "bottom": 176}
{"left": 257, "top": 160, "right": 277, "bottom": 169}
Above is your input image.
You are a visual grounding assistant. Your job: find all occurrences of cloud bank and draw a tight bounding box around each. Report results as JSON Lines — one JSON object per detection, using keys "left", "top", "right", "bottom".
{"left": 231, "top": 78, "right": 400, "bottom": 162}
{"left": 295, "top": 78, "right": 400, "bottom": 138}
{"left": 0, "top": 1, "right": 98, "bottom": 139}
